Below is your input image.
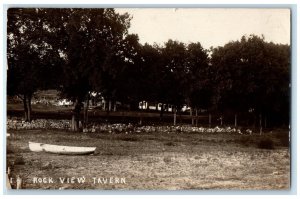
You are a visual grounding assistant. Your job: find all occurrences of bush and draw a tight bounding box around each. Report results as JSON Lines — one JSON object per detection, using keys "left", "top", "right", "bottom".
{"left": 257, "top": 138, "right": 275, "bottom": 149}
{"left": 165, "top": 141, "right": 176, "bottom": 146}
{"left": 238, "top": 136, "right": 255, "bottom": 147}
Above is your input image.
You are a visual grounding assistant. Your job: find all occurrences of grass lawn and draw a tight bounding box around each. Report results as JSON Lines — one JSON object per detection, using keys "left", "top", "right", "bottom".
{"left": 6, "top": 128, "right": 290, "bottom": 190}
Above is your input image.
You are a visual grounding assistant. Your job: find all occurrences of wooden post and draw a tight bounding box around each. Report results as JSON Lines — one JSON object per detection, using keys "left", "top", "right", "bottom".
{"left": 253, "top": 114, "right": 256, "bottom": 129}
{"left": 108, "top": 100, "right": 112, "bottom": 112}
{"left": 259, "top": 114, "right": 262, "bottom": 135}
{"left": 190, "top": 108, "right": 194, "bottom": 126}
{"left": 264, "top": 115, "right": 267, "bottom": 128}
{"left": 220, "top": 115, "right": 223, "bottom": 126}
{"left": 103, "top": 100, "right": 106, "bottom": 111}
{"left": 209, "top": 114, "right": 211, "bottom": 128}
{"left": 234, "top": 114, "right": 237, "bottom": 127}
{"left": 195, "top": 109, "right": 198, "bottom": 127}
{"left": 173, "top": 109, "right": 177, "bottom": 126}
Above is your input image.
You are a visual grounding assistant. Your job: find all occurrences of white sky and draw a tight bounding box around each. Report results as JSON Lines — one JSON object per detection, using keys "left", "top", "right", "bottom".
{"left": 116, "top": 8, "right": 290, "bottom": 49}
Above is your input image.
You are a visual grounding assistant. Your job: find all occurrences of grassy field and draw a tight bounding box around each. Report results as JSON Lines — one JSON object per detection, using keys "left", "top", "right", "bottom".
{"left": 6, "top": 128, "right": 290, "bottom": 190}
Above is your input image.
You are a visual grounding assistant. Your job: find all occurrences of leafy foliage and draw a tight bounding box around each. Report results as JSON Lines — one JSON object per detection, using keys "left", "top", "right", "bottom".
{"left": 7, "top": 8, "right": 290, "bottom": 127}
{"left": 210, "top": 35, "right": 290, "bottom": 125}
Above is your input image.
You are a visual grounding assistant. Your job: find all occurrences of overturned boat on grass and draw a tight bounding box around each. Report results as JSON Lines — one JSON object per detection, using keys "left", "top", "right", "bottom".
{"left": 29, "top": 142, "right": 96, "bottom": 155}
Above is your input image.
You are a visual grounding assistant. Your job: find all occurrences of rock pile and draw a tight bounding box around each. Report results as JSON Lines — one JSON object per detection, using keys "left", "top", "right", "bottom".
{"left": 7, "top": 118, "right": 250, "bottom": 134}
{"left": 87, "top": 124, "right": 244, "bottom": 134}
{"left": 7, "top": 118, "right": 70, "bottom": 130}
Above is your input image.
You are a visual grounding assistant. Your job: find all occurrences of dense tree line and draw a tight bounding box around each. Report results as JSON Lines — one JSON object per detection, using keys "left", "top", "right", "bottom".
{"left": 7, "top": 8, "right": 290, "bottom": 130}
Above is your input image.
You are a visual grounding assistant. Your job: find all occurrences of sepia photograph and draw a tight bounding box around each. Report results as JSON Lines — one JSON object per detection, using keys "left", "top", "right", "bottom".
{"left": 5, "top": 7, "right": 291, "bottom": 191}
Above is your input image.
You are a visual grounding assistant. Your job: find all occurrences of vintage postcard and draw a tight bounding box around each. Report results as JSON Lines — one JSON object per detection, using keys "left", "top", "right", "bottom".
{"left": 6, "top": 7, "right": 291, "bottom": 191}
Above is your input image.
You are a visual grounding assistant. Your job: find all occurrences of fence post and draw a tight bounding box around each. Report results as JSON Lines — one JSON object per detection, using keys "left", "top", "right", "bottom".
{"left": 173, "top": 109, "right": 177, "bottom": 126}
{"left": 259, "top": 113, "right": 262, "bottom": 135}
{"left": 220, "top": 115, "right": 223, "bottom": 126}
{"left": 108, "top": 100, "right": 112, "bottom": 112}
{"left": 234, "top": 114, "right": 237, "bottom": 127}
{"left": 190, "top": 108, "right": 194, "bottom": 126}
{"left": 103, "top": 100, "right": 106, "bottom": 111}
{"left": 195, "top": 109, "right": 198, "bottom": 126}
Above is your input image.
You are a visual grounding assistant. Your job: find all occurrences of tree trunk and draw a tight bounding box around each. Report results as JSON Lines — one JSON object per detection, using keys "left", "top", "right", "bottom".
{"left": 71, "top": 115, "right": 78, "bottom": 132}
{"left": 22, "top": 94, "right": 32, "bottom": 122}
{"left": 23, "top": 95, "right": 28, "bottom": 121}
{"left": 27, "top": 94, "right": 32, "bottom": 122}
{"left": 103, "top": 99, "right": 106, "bottom": 111}
{"left": 108, "top": 100, "right": 112, "bottom": 112}
{"left": 173, "top": 109, "right": 177, "bottom": 126}
{"left": 71, "top": 100, "right": 81, "bottom": 132}
{"left": 113, "top": 102, "right": 117, "bottom": 112}
{"left": 83, "top": 95, "right": 89, "bottom": 128}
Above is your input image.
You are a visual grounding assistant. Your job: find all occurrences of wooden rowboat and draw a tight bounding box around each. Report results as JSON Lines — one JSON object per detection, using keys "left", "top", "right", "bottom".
{"left": 29, "top": 142, "right": 96, "bottom": 155}
{"left": 29, "top": 141, "right": 44, "bottom": 152}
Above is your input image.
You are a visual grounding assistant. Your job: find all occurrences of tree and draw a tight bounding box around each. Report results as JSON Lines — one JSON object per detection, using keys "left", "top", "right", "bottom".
{"left": 106, "top": 34, "right": 142, "bottom": 111}
{"left": 184, "top": 42, "right": 211, "bottom": 125}
{"left": 186, "top": 43, "right": 211, "bottom": 106}
{"left": 56, "top": 9, "right": 132, "bottom": 131}
{"left": 131, "top": 43, "right": 164, "bottom": 109}
{"left": 7, "top": 8, "right": 62, "bottom": 122}
{"left": 160, "top": 40, "right": 187, "bottom": 109}
{"left": 211, "top": 35, "right": 290, "bottom": 128}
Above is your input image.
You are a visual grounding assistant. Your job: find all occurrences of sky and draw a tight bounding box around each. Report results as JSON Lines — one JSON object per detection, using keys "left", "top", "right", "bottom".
{"left": 116, "top": 8, "right": 290, "bottom": 49}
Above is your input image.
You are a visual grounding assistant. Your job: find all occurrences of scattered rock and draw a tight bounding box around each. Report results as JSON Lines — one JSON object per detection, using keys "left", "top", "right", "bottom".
{"left": 7, "top": 118, "right": 70, "bottom": 130}
{"left": 7, "top": 118, "right": 248, "bottom": 135}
